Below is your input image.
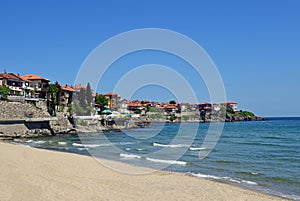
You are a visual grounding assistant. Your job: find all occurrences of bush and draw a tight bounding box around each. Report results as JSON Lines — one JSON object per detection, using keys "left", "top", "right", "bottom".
{"left": 226, "top": 108, "right": 235, "bottom": 114}
{"left": 239, "top": 111, "right": 255, "bottom": 117}
{"left": 148, "top": 107, "right": 162, "bottom": 112}
{"left": 150, "top": 113, "right": 164, "bottom": 119}
{"left": 134, "top": 109, "right": 142, "bottom": 114}
{"left": 76, "top": 119, "right": 88, "bottom": 126}
{"left": 0, "top": 86, "right": 11, "bottom": 100}
{"left": 181, "top": 115, "right": 190, "bottom": 121}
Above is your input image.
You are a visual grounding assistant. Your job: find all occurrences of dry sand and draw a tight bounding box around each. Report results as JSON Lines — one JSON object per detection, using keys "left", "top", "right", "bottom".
{"left": 0, "top": 142, "right": 287, "bottom": 201}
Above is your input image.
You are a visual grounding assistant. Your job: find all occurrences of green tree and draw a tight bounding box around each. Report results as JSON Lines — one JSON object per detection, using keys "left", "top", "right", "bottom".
{"left": 78, "top": 88, "right": 87, "bottom": 108}
{"left": 86, "top": 82, "right": 93, "bottom": 106}
{"left": 47, "top": 83, "right": 61, "bottom": 116}
{"left": 0, "top": 86, "right": 11, "bottom": 100}
{"left": 226, "top": 108, "right": 235, "bottom": 114}
{"left": 169, "top": 100, "right": 176, "bottom": 105}
{"left": 134, "top": 109, "right": 142, "bottom": 114}
{"left": 54, "top": 81, "right": 61, "bottom": 108}
{"left": 95, "top": 94, "right": 108, "bottom": 110}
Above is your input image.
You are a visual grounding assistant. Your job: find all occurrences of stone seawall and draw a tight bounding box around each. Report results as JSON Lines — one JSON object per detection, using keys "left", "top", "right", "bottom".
{"left": 0, "top": 101, "right": 57, "bottom": 138}
{"left": 0, "top": 101, "right": 50, "bottom": 119}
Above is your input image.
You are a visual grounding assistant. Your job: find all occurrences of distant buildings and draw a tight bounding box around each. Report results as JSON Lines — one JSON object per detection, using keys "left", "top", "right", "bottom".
{"left": 21, "top": 74, "right": 50, "bottom": 99}
{"left": 199, "top": 102, "right": 212, "bottom": 112}
{"left": 104, "top": 92, "right": 120, "bottom": 110}
{"left": 60, "top": 85, "right": 74, "bottom": 105}
{"left": 0, "top": 73, "right": 24, "bottom": 96}
{"left": 0, "top": 71, "right": 239, "bottom": 115}
{"left": 221, "top": 101, "right": 238, "bottom": 112}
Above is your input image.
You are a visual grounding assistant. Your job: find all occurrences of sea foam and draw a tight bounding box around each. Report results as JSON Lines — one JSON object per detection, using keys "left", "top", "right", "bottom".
{"left": 120, "top": 153, "right": 142, "bottom": 159}
{"left": 153, "top": 142, "right": 188, "bottom": 148}
{"left": 72, "top": 143, "right": 101, "bottom": 148}
{"left": 189, "top": 147, "right": 210, "bottom": 151}
{"left": 190, "top": 173, "right": 258, "bottom": 185}
{"left": 146, "top": 157, "right": 188, "bottom": 166}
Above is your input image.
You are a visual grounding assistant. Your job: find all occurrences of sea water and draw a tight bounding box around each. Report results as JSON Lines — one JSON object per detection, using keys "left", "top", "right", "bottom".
{"left": 13, "top": 117, "right": 300, "bottom": 200}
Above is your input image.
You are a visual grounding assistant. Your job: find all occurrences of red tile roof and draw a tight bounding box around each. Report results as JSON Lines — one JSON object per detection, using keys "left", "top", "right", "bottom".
{"left": 72, "top": 84, "right": 86, "bottom": 89}
{"left": 0, "top": 73, "right": 24, "bottom": 81}
{"left": 61, "top": 85, "right": 75, "bottom": 92}
{"left": 200, "top": 102, "right": 211, "bottom": 105}
{"left": 221, "top": 101, "right": 237, "bottom": 104}
{"left": 105, "top": 92, "right": 118, "bottom": 96}
{"left": 166, "top": 105, "right": 178, "bottom": 109}
{"left": 128, "top": 103, "right": 143, "bottom": 107}
{"left": 22, "top": 74, "right": 50, "bottom": 81}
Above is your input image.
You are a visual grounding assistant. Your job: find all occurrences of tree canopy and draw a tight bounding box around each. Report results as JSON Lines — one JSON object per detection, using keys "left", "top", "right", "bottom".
{"left": 86, "top": 82, "right": 93, "bottom": 106}
{"left": 95, "top": 94, "right": 108, "bottom": 109}
{"left": 169, "top": 100, "right": 176, "bottom": 104}
{"left": 0, "top": 86, "right": 11, "bottom": 100}
{"left": 47, "top": 82, "right": 61, "bottom": 116}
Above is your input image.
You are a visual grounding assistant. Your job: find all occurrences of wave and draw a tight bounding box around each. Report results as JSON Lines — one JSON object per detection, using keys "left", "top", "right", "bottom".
{"left": 153, "top": 142, "right": 188, "bottom": 148}
{"left": 119, "top": 142, "right": 136, "bottom": 146}
{"left": 189, "top": 173, "right": 258, "bottom": 185}
{"left": 189, "top": 147, "right": 211, "bottom": 151}
{"left": 120, "top": 153, "right": 188, "bottom": 166}
{"left": 120, "top": 153, "right": 142, "bottom": 159}
{"left": 58, "top": 141, "right": 67, "bottom": 145}
{"left": 77, "top": 148, "right": 89, "bottom": 151}
{"left": 235, "top": 171, "right": 262, "bottom": 177}
{"left": 32, "top": 140, "right": 46, "bottom": 144}
{"left": 72, "top": 143, "right": 101, "bottom": 148}
{"left": 146, "top": 157, "right": 188, "bottom": 166}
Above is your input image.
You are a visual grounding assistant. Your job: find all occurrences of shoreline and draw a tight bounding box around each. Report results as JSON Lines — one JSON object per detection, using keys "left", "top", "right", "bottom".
{"left": 0, "top": 142, "right": 289, "bottom": 201}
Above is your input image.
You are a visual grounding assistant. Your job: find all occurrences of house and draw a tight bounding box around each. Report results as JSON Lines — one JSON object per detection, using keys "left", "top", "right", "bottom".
{"left": 118, "top": 99, "right": 129, "bottom": 114}
{"left": 61, "top": 85, "right": 74, "bottom": 105}
{"left": 221, "top": 101, "right": 238, "bottom": 112}
{"left": 104, "top": 92, "right": 120, "bottom": 110}
{"left": 21, "top": 74, "right": 50, "bottom": 99}
{"left": 127, "top": 102, "right": 144, "bottom": 111}
{"left": 165, "top": 104, "right": 178, "bottom": 113}
{"left": 212, "top": 103, "right": 221, "bottom": 112}
{"left": 0, "top": 72, "right": 25, "bottom": 96}
{"left": 178, "top": 103, "right": 188, "bottom": 112}
{"left": 71, "top": 84, "right": 86, "bottom": 93}
{"left": 199, "top": 102, "right": 212, "bottom": 112}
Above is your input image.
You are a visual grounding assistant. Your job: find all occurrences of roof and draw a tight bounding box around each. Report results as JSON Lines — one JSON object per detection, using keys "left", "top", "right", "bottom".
{"left": 71, "top": 84, "right": 86, "bottom": 92}
{"left": 128, "top": 103, "right": 143, "bottom": 107}
{"left": 200, "top": 102, "right": 211, "bottom": 105}
{"left": 0, "top": 73, "right": 24, "bottom": 81}
{"left": 61, "top": 85, "right": 75, "bottom": 92}
{"left": 166, "top": 105, "right": 178, "bottom": 109}
{"left": 72, "top": 84, "right": 86, "bottom": 89}
{"left": 22, "top": 74, "right": 50, "bottom": 82}
{"left": 105, "top": 92, "right": 118, "bottom": 96}
{"left": 221, "top": 101, "right": 237, "bottom": 104}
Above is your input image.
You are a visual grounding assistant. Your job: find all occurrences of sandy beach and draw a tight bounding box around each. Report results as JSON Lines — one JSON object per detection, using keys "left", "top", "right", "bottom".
{"left": 0, "top": 142, "right": 287, "bottom": 201}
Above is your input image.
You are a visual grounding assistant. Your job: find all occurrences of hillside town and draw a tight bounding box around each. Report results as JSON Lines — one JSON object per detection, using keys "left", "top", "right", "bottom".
{"left": 0, "top": 71, "right": 239, "bottom": 116}
{"left": 0, "top": 71, "right": 264, "bottom": 138}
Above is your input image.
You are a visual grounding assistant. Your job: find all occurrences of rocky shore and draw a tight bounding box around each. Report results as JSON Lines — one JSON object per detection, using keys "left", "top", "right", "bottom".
{"left": 0, "top": 101, "right": 265, "bottom": 139}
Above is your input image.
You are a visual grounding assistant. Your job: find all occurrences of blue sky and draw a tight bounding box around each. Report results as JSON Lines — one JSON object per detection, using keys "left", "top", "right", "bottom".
{"left": 0, "top": 1, "right": 299, "bottom": 116}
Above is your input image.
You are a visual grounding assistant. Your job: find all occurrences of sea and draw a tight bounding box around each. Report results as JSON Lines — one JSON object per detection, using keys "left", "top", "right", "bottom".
{"left": 12, "top": 117, "right": 300, "bottom": 200}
